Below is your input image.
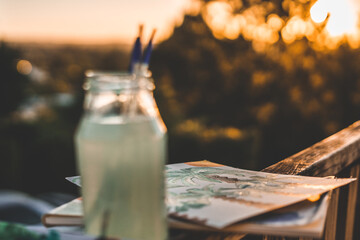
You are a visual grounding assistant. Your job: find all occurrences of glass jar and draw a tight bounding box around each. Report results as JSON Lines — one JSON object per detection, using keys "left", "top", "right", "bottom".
{"left": 75, "top": 71, "right": 167, "bottom": 240}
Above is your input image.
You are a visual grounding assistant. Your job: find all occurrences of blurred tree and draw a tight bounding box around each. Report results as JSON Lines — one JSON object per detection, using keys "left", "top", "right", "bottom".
{"left": 151, "top": 0, "right": 360, "bottom": 169}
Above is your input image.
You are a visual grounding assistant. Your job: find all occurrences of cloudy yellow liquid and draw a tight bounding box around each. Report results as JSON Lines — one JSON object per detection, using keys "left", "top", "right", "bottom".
{"left": 75, "top": 116, "right": 167, "bottom": 240}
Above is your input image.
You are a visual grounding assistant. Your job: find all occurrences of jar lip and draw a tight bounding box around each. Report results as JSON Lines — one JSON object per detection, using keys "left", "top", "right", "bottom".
{"left": 85, "top": 70, "right": 136, "bottom": 79}
{"left": 84, "top": 70, "right": 155, "bottom": 92}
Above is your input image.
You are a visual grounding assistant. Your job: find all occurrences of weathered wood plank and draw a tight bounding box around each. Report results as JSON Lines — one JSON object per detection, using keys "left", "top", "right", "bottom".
{"left": 345, "top": 164, "right": 360, "bottom": 240}
{"left": 352, "top": 167, "right": 360, "bottom": 240}
{"left": 335, "top": 183, "right": 349, "bottom": 240}
{"left": 324, "top": 189, "right": 340, "bottom": 240}
{"left": 263, "top": 121, "right": 360, "bottom": 176}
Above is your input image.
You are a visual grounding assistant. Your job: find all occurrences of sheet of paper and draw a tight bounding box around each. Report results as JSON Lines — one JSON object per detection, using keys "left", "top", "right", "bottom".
{"left": 66, "top": 161, "right": 355, "bottom": 229}
{"left": 166, "top": 162, "right": 354, "bottom": 228}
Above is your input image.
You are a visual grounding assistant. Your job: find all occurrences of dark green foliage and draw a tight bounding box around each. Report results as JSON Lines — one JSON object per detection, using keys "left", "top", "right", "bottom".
{"left": 0, "top": 42, "right": 29, "bottom": 117}
{"left": 0, "top": 221, "right": 60, "bottom": 240}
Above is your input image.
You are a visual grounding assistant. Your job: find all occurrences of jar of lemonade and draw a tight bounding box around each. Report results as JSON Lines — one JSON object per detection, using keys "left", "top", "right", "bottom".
{"left": 75, "top": 71, "right": 167, "bottom": 240}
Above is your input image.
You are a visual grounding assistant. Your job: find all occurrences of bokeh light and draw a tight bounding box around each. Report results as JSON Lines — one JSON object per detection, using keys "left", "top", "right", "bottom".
{"left": 16, "top": 59, "right": 32, "bottom": 75}
{"left": 200, "top": 0, "right": 360, "bottom": 50}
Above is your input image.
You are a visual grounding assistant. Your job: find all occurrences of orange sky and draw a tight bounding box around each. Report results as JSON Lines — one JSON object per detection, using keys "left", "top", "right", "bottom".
{"left": 0, "top": 0, "right": 190, "bottom": 44}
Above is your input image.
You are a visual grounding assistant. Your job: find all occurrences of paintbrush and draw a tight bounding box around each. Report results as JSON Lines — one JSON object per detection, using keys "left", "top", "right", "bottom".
{"left": 128, "top": 24, "right": 143, "bottom": 73}
{"left": 134, "top": 28, "right": 157, "bottom": 76}
{"left": 142, "top": 28, "right": 156, "bottom": 66}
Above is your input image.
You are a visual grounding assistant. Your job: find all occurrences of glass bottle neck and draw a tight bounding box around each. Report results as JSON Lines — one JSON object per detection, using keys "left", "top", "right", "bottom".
{"left": 82, "top": 73, "right": 158, "bottom": 122}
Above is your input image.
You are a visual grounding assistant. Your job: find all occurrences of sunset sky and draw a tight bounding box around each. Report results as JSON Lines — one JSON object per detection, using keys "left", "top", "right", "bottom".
{"left": 1, "top": 0, "right": 360, "bottom": 46}
{"left": 0, "top": 0, "right": 190, "bottom": 44}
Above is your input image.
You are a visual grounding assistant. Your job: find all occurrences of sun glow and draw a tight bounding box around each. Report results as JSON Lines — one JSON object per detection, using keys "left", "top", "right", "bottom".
{"left": 310, "top": 0, "right": 359, "bottom": 37}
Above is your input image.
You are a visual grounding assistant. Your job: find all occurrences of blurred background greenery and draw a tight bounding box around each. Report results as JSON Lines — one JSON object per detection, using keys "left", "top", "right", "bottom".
{"left": 1, "top": 0, "right": 360, "bottom": 194}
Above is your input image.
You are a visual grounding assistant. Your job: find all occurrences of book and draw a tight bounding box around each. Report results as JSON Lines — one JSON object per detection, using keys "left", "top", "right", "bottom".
{"left": 42, "top": 198, "right": 82, "bottom": 227}
{"left": 43, "top": 160, "right": 355, "bottom": 237}
{"left": 42, "top": 193, "right": 330, "bottom": 238}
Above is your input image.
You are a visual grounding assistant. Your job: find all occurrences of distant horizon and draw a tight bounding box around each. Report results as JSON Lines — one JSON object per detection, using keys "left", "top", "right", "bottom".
{"left": 3, "top": 37, "right": 135, "bottom": 48}
{"left": 0, "top": 31, "right": 173, "bottom": 47}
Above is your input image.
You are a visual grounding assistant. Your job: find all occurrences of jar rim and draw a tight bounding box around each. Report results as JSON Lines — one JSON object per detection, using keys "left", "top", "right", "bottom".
{"left": 84, "top": 70, "right": 154, "bottom": 92}
{"left": 85, "top": 70, "right": 136, "bottom": 78}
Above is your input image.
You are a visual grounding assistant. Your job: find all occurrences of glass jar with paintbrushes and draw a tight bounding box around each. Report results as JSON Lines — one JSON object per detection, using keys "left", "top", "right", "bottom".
{"left": 74, "top": 27, "right": 167, "bottom": 240}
